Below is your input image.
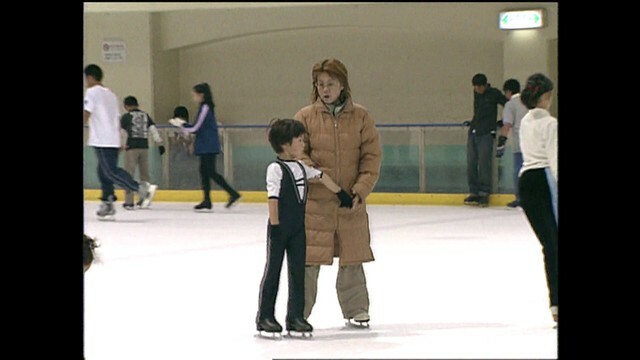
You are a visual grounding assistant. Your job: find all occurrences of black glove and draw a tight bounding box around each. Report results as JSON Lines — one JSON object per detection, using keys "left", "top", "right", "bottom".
{"left": 336, "top": 189, "right": 354, "bottom": 208}
{"left": 269, "top": 224, "right": 282, "bottom": 240}
{"left": 462, "top": 120, "right": 471, "bottom": 127}
{"left": 158, "top": 145, "right": 166, "bottom": 155}
{"left": 497, "top": 119, "right": 504, "bottom": 128}
{"left": 496, "top": 135, "right": 507, "bottom": 158}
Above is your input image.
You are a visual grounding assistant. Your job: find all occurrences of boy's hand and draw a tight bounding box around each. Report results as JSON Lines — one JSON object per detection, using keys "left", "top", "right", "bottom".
{"left": 496, "top": 135, "right": 507, "bottom": 158}
{"left": 336, "top": 189, "right": 354, "bottom": 208}
{"left": 158, "top": 145, "right": 166, "bottom": 155}
{"left": 269, "top": 224, "right": 282, "bottom": 241}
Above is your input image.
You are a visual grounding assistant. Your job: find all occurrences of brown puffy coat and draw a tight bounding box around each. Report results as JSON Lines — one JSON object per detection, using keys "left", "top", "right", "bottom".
{"left": 294, "top": 99, "right": 382, "bottom": 266}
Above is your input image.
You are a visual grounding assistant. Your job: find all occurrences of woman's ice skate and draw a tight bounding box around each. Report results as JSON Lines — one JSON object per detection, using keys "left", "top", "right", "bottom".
{"left": 346, "top": 312, "right": 370, "bottom": 328}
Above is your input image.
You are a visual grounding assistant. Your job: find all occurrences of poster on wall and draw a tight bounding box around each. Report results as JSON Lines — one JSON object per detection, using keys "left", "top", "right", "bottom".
{"left": 102, "top": 39, "right": 126, "bottom": 63}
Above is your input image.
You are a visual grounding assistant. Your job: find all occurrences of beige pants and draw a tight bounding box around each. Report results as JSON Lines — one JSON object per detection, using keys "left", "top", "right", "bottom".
{"left": 304, "top": 264, "right": 370, "bottom": 319}
{"left": 124, "top": 148, "right": 150, "bottom": 204}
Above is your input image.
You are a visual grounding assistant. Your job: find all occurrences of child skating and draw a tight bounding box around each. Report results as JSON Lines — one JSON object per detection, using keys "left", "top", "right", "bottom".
{"left": 256, "top": 118, "right": 354, "bottom": 338}
{"left": 120, "top": 96, "right": 165, "bottom": 210}
{"left": 83, "top": 64, "right": 157, "bottom": 220}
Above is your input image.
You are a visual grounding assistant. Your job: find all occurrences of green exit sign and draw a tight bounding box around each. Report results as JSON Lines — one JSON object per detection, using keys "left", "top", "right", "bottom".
{"left": 499, "top": 9, "right": 545, "bottom": 30}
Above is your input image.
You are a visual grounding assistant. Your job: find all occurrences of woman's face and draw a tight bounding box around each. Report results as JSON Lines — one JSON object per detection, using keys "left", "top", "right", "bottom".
{"left": 192, "top": 90, "right": 204, "bottom": 103}
{"left": 316, "top": 72, "right": 344, "bottom": 104}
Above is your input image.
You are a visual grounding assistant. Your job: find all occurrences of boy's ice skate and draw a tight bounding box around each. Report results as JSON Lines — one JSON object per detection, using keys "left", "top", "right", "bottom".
{"left": 346, "top": 312, "right": 370, "bottom": 328}
{"left": 256, "top": 318, "right": 283, "bottom": 340}
{"left": 284, "top": 318, "right": 313, "bottom": 338}
{"left": 97, "top": 196, "right": 116, "bottom": 221}
{"left": 137, "top": 181, "right": 157, "bottom": 209}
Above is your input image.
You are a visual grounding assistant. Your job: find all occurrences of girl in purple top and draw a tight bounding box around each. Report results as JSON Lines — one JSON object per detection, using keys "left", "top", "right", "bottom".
{"left": 180, "top": 83, "right": 241, "bottom": 211}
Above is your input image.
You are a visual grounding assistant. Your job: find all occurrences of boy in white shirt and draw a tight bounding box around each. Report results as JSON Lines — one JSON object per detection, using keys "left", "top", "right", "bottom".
{"left": 83, "top": 64, "right": 157, "bottom": 220}
{"left": 518, "top": 73, "right": 558, "bottom": 326}
{"left": 497, "top": 79, "right": 530, "bottom": 207}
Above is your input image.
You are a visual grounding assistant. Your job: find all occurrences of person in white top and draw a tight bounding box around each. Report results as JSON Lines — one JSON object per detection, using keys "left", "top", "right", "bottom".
{"left": 497, "top": 79, "right": 530, "bottom": 208}
{"left": 517, "top": 73, "right": 558, "bottom": 326}
{"left": 83, "top": 64, "right": 157, "bottom": 220}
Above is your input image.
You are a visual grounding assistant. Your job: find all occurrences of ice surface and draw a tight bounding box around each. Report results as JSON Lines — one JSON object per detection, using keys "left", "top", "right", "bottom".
{"left": 83, "top": 201, "right": 557, "bottom": 359}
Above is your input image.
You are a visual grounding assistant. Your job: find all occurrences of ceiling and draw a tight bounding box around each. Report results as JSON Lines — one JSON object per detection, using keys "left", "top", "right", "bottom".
{"left": 83, "top": 2, "right": 369, "bottom": 13}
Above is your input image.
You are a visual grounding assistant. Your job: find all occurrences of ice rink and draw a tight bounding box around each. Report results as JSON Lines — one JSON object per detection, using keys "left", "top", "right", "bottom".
{"left": 83, "top": 201, "right": 557, "bottom": 359}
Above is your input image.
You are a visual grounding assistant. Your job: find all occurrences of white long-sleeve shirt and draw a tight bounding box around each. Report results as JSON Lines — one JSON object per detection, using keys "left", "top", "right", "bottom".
{"left": 518, "top": 108, "right": 558, "bottom": 181}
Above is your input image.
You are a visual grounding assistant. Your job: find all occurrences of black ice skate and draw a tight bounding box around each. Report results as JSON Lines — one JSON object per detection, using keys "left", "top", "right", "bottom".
{"left": 346, "top": 312, "right": 370, "bottom": 328}
{"left": 97, "top": 196, "right": 116, "bottom": 221}
{"left": 194, "top": 200, "right": 212, "bottom": 212}
{"left": 285, "top": 318, "right": 313, "bottom": 338}
{"left": 137, "top": 181, "right": 158, "bottom": 209}
{"left": 256, "top": 318, "right": 283, "bottom": 339}
{"left": 225, "top": 194, "right": 241, "bottom": 209}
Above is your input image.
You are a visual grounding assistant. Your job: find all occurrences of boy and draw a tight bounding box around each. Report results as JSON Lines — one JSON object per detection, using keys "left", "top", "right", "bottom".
{"left": 256, "top": 118, "right": 353, "bottom": 338}
{"left": 464, "top": 73, "right": 507, "bottom": 207}
{"left": 497, "top": 79, "right": 529, "bottom": 208}
{"left": 120, "top": 96, "right": 165, "bottom": 210}
{"left": 84, "top": 64, "right": 157, "bottom": 220}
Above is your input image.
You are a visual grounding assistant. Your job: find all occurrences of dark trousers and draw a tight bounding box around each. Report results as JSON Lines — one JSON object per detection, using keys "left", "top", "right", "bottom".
{"left": 257, "top": 224, "right": 306, "bottom": 322}
{"left": 198, "top": 154, "right": 239, "bottom": 201}
{"left": 519, "top": 168, "right": 558, "bottom": 307}
{"left": 513, "top": 152, "right": 524, "bottom": 200}
{"left": 467, "top": 131, "right": 495, "bottom": 196}
{"left": 94, "top": 147, "right": 139, "bottom": 202}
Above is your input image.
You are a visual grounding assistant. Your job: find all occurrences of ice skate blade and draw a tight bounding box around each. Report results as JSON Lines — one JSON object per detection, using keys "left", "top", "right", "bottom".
{"left": 346, "top": 319, "right": 370, "bottom": 328}
{"left": 284, "top": 330, "right": 313, "bottom": 339}
{"left": 194, "top": 208, "right": 213, "bottom": 213}
{"left": 256, "top": 331, "right": 282, "bottom": 340}
{"left": 97, "top": 215, "right": 115, "bottom": 221}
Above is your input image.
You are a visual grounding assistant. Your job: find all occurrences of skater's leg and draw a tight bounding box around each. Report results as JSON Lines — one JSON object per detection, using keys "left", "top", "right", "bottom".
{"left": 336, "top": 264, "right": 370, "bottom": 319}
{"left": 285, "top": 229, "right": 306, "bottom": 321}
{"left": 199, "top": 155, "right": 212, "bottom": 202}
{"left": 124, "top": 149, "right": 137, "bottom": 205}
{"left": 139, "top": 149, "right": 150, "bottom": 183}
{"left": 519, "top": 169, "right": 559, "bottom": 308}
{"left": 513, "top": 152, "right": 523, "bottom": 201}
{"left": 95, "top": 149, "right": 115, "bottom": 202}
{"left": 466, "top": 132, "right": 479, "bottom": 195}
{"left": 94, "top": 147, "right": 140, "bottom": 193}
{"left": 477, "top": 133, "right": 494, "bottom": 197}
{"left": 303, "top": 265, "right": 320, "bottom": 319}
{"left": 257, "top": 224, "right": 287, "bottom": 322}
{"left": 208, "top": 154, "right": 240, "bottom": 198}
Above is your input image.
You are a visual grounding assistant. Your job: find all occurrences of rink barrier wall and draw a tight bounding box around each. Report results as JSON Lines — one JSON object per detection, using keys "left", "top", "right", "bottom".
{"left": 84, "top": 189, "right": 514, "bottom": 206}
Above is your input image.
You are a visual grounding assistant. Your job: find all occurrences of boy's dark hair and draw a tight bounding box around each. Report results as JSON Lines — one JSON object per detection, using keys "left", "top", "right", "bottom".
{"left": 83, "top": 234, "right": 100, "bottom": 271}
{"left": 520, "top": 73, "right": 554, "bottom": 110}
{"left": 472, "top": 73, "right": 488, "bottom": 86}
{"left": 124, "top": 96, "right": 139, "bottom": 107}
{"left": 84, "top": 64, "right": 103, "bottom": 82}
{"left": 173, "top": 106, "right": 189, "bottom": 121}
{"left": 268, "top": 118, "right": 306, "bottom": 153}
{"left": 503, "top": 79, "right": 521, "bottom": 94}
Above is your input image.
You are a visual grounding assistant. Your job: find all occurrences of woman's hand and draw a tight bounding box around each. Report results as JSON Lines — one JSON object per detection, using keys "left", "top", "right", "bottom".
{"left": 352, "top": 191, "right": 361, "bottom": 210}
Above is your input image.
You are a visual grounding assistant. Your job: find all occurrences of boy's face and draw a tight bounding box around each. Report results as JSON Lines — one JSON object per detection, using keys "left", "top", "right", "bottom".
{"left": 504, "top": 90, "right": 513, "bottom": 100}
{"left": 282, "top": 135, "right": 305, "bottom": 158}
{"left": 85, "top": 75, "right": 97, "bottom": 87}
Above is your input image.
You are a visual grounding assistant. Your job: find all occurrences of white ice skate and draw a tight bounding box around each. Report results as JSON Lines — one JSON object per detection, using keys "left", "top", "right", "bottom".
{"left": 97, "top": 196, "right": 116, "bottom": 221}
{"left": 138, "top": 182, "right": 157, "bottom": 209}
{"left": 346, "top": 312, "right": 370, "bottom": 328}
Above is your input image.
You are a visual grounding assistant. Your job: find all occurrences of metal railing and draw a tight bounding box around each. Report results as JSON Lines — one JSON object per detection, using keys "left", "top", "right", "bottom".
{"left": 83, "top": 123, "right": 515, "bottom": 194}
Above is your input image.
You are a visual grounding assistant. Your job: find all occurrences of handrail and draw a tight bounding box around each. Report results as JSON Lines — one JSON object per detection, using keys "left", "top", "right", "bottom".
{"left": 147, "top": 122, "right": 467, "bottom": 129}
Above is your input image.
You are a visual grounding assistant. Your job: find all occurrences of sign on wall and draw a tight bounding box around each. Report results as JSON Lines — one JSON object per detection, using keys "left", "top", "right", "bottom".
{"left": 499, "top": 9, "right": 545, "bottom": 30}
{"left": 102, "top": 39, "right": 126, "bottom": 62}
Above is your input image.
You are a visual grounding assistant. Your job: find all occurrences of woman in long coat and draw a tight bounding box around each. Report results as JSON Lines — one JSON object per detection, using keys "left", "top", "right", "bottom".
{"left": 294, "top": 58, "right": 382, "bottom": 324}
